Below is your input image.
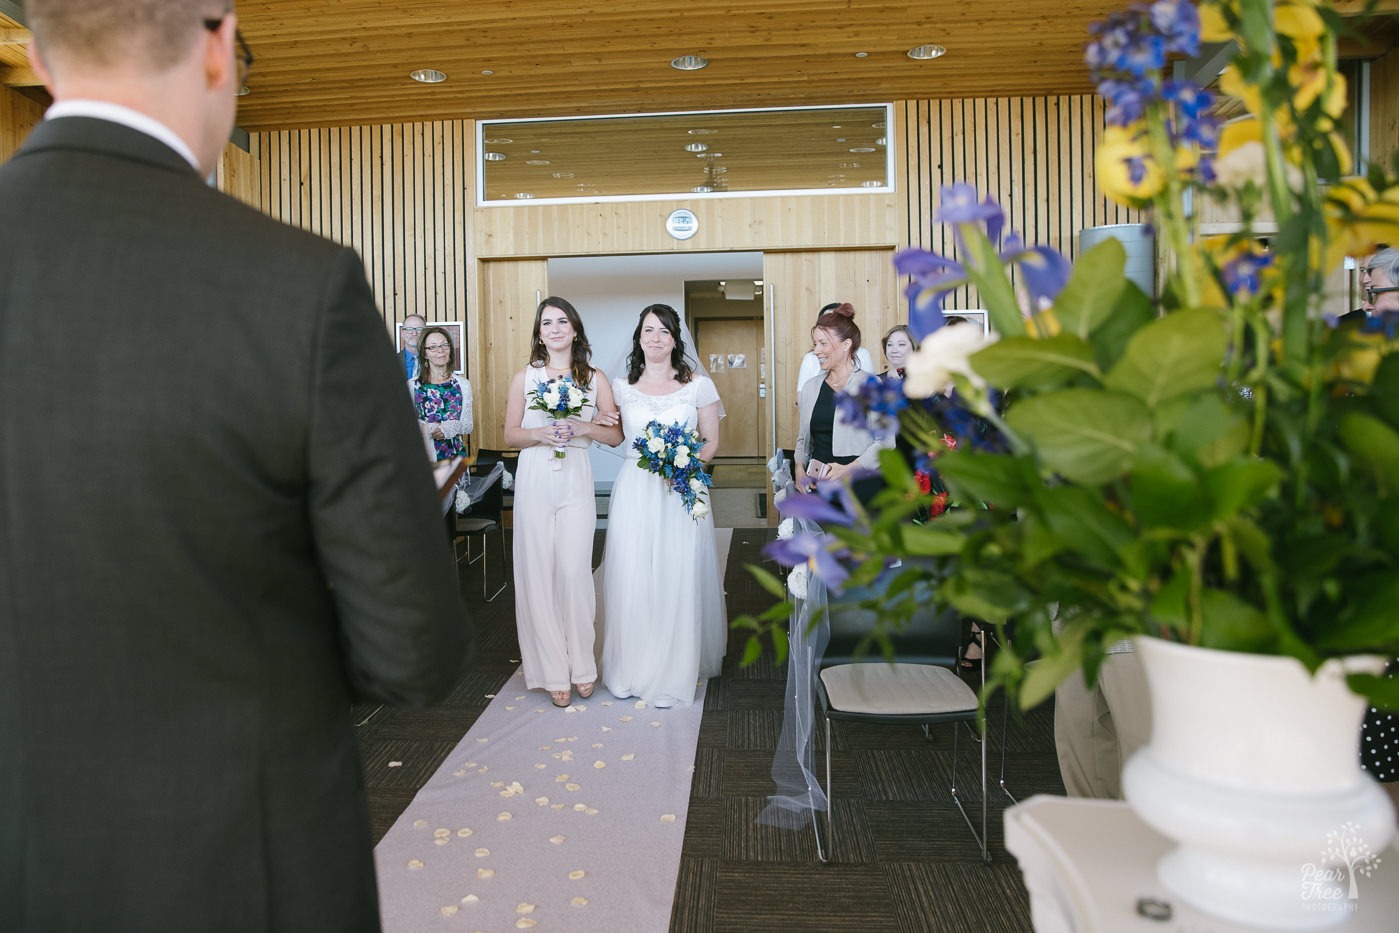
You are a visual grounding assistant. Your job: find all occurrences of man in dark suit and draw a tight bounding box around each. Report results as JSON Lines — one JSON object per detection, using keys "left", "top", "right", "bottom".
{"left": 0, "top": 3, "right": 468, "bottom": 930}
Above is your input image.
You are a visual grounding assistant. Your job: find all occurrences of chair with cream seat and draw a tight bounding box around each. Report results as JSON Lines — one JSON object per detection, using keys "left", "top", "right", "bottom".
{"left": 812, "top": 565, "right": 992, "bottom": 864}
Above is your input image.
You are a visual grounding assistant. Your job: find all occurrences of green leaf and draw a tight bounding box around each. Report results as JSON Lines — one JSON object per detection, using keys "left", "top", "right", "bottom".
{"left": 1338, "top": 411, "right": 1399, "bottom": 493}
{"left": 1347, "top": 672, "right": 1399, "bottom": 711}
{"left": 1035, "top": 485, "right": 1137, "bottom": 569}
{"left": 936, "top": 450, "right": 1036, "bottom": 508}
{"left": 1314, "top": 572, "right": 1399, "bottom": 654}
{"left": 961, "top": 226, "right": 1025, "bottom": 337}
{"left": 748, "top": 564, "right": 788, "bottom": 600}
{"left": 1203, "top": 458, "right": 1283, "bottom": 522}
{"left": 1089, "top": 282, "right": 1155, "bottom": 368}
{"left": 1051, "top": 237, "right": 1126, "bottom": 338}
{"left": 1156, "top": 392, "right": 1250, "bottom": 468}
{"left": 1196, "top": 588, "right": 1277, "bottom": 653}
{"left": 741, "top": 636, "right": 763, "bottom": 667}
{"left": 897, "top": 523, "right": 967, "bottom": 556}
{"left": 1128, "top": 445, "right": 1211, "bottom": 532}
{"left": 970, "top": 334, "right": 1101, "bottom": 391}
{"left": 1005, "top": 388, "right": 1152, "bottom": 485}
{"left": 1104, "top": 308, "right": 1227, "bottom": 408}
{"left": 1018, "top": 620, "right": 1089, "bottom": 710}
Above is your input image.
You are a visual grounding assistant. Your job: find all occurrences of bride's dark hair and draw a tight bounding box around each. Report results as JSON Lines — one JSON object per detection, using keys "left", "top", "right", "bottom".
{"left": 626, "top": 304, "right": 695, "bottom": 385}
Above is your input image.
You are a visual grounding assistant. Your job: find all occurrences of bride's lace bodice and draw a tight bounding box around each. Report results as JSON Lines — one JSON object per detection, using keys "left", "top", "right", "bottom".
{"left": 614, "top": 376, "right": 720, "bottom": 459}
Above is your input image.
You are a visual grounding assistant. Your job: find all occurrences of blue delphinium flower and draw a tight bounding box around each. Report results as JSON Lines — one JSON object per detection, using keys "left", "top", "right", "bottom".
{"left": 1221, "top": 250, "right": 1274, "bottom": 298}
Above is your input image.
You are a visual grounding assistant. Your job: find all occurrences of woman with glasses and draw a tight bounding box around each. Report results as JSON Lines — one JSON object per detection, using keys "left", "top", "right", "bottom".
{"left": 410, "top": 326, "right": 474, "bottom": 511}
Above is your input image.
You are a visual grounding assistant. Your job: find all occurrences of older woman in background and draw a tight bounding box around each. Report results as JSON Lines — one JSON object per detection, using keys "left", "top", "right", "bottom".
{"left": 881, "top": 323, "right": 919, "bottom": 378}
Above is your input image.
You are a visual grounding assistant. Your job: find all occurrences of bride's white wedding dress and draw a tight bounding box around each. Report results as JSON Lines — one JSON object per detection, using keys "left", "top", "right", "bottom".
{"left": 599, "top": 376, "right": 726, "bottom": 707}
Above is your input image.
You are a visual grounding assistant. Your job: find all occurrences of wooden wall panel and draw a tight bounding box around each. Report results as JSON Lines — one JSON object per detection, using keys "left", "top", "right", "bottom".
{"left": 765, "top": 249, "right": 897, "bottom": 445}
{"left": 0, "top": 84, "right": 43, "bottom": 162}
{"left": 898, "top": 94, "right": 1139, "bottom": 313}
{"left": 250, "top": 120, "right": 471, "bottom": 341}
{"left": 474, "top": 259, "right": 548, "bottom": 451}
{"left": 1373, "top": 46, "right": 1399, "bottom": 173}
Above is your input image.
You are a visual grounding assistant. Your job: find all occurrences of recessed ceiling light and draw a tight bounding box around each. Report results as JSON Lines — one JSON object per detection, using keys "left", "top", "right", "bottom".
{"left": 481, "top": 70, "right": 494, "bottom": 76}
{"left": 872, "top": 121, "right": 886, "bottom": 129}
{"left": 692, "top": 185, "right": 714, "bottom": 193}
{"left": 907, "top": 44, "right": 947, "bottom": 60}
{"left": 483, "top": 152, "right": 506, "bottom": 161}
{"left": 854, "top": 51, "right": 868, "bottom": 58}
{"left": 876, "top": 136, "right": 887, "bottom": 146}
{"left": 850, "top": 147, "right": 877, "bottom": 153}
{"left": 530, "top": 149, "right": 541, "bottom": 154}
{"left": 840, "top": 162, "right": 861, "bottom": 169}
{"left": 410, "top": 68, "right": 447, "bottom": 84}
{"left": 671, "top": 55, "right": 709, "bottom": 71}
{"left": 861, "top": 180, "right": 883, "bottom": 188}
{"left": 236, "top": 85, "right": 250, "bottom": 97}
{"left": 514, "top": 192, "right": 534, "bottom": 199}
{"left": 552, "top": 171, "right": 575, "bottom": 179}
{"left": 835, "top": 137, "right": 847, "bottom": 143}
{"left": 484, "top": 137, "right": 513, "bottom": 144}
{"left": 684, "top": 142, "right": 709, "bottom": 152}
{"left": 525, "top": 159, "right": 551, "bottom": 165}
{"left": 688, "top": 128, "right": 719, "bottom": 136}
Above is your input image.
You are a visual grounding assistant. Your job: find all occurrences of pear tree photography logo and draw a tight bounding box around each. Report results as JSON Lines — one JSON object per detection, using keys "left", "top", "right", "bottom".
{"left": 1299, "top": 822, "right": 1382, "bottom": 914}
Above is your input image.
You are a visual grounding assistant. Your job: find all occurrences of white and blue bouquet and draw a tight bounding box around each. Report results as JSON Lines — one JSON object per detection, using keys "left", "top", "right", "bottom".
{"left": 634, "top": 420, "right": 713, "bottom": 520}
{"left": 528, "top": 375, "right": 590, "bottom": 469}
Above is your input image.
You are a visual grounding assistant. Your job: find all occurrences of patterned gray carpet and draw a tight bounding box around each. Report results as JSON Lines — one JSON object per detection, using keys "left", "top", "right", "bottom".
{"left": 355, "top": 529, "right": 1066, "bottom": 932}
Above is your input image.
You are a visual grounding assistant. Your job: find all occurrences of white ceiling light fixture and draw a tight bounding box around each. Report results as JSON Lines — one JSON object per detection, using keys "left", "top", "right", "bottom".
{"left": 688, "top": 128, "right": 719, "bottom": 136}
{"left": 236, "top": 85, "right": 251, "bottom": 97}
{"left": 484, "top": 137, "right": 513, "bottom": 144}
{"left": 410, "top": 68, "right": 447, "bottom": 84}
{"left": 483, "top": 151, "right": 506, "bottom": 161}
{"left": 907, "top": 44, "right": 947, "bottom": 60}
{"left": 525, "top": 159, "right": 551, "bottom": 165}
{"left": 849, "top": 146, "right": 877, "bottom": 153}
{"left": 684, "top": 142, "right": 709, "bottom": 152}
{"left": 514, "top": 192, "right": 534, "bottom": 199}
{"left": 671, "top": 55, "right": 709, "bottom": 71}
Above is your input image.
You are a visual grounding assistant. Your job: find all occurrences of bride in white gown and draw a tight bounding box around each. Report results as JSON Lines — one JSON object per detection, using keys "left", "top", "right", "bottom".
{"left": 600, "top": 304, "right": 727, "bottom": 707}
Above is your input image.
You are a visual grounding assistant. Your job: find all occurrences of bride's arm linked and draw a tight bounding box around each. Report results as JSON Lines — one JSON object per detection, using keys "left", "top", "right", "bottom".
{"left": 572, "top": 372, "right": 623, "bottom": 447}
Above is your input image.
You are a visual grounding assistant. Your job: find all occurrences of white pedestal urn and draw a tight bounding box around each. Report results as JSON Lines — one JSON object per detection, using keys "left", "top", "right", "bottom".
{"left": 1122, "top": 636, "right": 1394, "bottom": 930}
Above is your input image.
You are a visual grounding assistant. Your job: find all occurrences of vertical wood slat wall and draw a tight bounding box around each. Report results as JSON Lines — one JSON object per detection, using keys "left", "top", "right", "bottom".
{"left": 0, "top": 86, "right": 44, "bottom": 163}
{"left": 899, "top": 95, "right": 1139, "bottom": 312}
{"left": 251, "top": 121, "right": 471, "bottom": 337}
{"left": 1372, "top": 47, "right": 1399, "bottom": 172}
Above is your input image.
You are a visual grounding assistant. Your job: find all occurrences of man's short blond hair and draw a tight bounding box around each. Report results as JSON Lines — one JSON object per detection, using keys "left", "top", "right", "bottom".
{"left": 27, "top": 0, "right": 219, "bottom": 72}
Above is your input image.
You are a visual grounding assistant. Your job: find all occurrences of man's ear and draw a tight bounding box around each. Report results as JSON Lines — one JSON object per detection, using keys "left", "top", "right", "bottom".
{"left": 28, "top": 40, "right": 56, "bottom": 96}
{"left": 203, "top": 16, "right": 234, "bottom": 90}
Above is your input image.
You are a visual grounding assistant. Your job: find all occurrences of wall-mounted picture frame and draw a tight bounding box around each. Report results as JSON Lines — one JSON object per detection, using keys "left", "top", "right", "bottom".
{"left": 397, "top": 320, "right": 466, "bottom": 375}
{"left": 944, "top": 309, "right": 990, "bottom": 338}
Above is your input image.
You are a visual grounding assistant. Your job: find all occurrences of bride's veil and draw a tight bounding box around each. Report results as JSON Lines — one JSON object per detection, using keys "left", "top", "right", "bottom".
{"left": 597, "top": 308, "right": 726, "bottom": 459}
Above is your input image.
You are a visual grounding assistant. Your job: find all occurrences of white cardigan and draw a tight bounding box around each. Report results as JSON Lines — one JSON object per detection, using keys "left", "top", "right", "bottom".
{"left": 407, "top": 373, "right": 474, "bottom": 439}
{"left": 794, "top": 369, "right": 891, "bottom": 472}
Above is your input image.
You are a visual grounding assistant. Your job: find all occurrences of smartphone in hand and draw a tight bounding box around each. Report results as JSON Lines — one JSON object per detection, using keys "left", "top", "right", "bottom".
{"left": 806, "top": 459, "right": 829, "bottom": 480}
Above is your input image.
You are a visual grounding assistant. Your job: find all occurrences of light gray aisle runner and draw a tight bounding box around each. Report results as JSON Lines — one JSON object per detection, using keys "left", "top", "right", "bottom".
{"left": 375, "top": 529, "right": 731, "bottom": 932}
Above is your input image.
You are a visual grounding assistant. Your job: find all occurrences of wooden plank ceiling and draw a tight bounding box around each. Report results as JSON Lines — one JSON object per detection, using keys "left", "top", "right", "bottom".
{"left": 2, "top": 1, "right": 1395, "bottom": 199}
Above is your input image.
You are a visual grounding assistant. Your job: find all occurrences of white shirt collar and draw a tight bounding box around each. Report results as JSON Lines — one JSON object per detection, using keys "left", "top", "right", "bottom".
{"left": 45, "top": 100, "right": 200, "bottom": 171}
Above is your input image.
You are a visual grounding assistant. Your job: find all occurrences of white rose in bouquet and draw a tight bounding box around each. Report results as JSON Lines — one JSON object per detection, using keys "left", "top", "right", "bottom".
{"left": 647, "top": 436, "right": 666, "bottom": 454}
{"left": 567, "top": 386, "right": 584, "bottom": 408}
{"left": 778, "top": 517, "right": 795, "bottom": 540}
{"left": 690, "top": 477, "right": 704, "bottom": 493}
{"left": 674, "top": 450, "right": 691, "bottom": 469}
{"left": 543, "top": 386, "right": 561, "bottom": 408}
{"left": 691, "top": 500, "right": 710, "bottom": 520}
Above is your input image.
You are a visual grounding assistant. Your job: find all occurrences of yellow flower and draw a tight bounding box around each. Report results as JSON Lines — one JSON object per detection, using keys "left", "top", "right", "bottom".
{"left": 1096, "top": 124, "right": 1164, "bottom": 207}
{"left": 1275, "top": 0, "right": 1326, "bottom": 41}
{"left": 1325, "top": 180, "right": 1399, "bottom": 271}
{"left": 1199, "top": 1, "right": 1235, "bottom": 43}
{"left": 1026, "top": 308, "right": 1061, "bottom": 339}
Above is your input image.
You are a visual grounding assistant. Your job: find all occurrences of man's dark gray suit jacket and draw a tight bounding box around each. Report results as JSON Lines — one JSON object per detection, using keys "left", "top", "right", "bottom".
{"left": 0, "top": 117, "right": 469, "bottom": 932}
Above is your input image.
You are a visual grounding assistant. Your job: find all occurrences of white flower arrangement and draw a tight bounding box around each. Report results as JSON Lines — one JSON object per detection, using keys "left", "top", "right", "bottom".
{"left": 786, "top": 563, "right": 809, "bottom": 599}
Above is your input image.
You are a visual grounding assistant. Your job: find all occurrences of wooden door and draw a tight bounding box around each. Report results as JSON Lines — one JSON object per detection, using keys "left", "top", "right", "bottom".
{"left": 693, "top": 317, "right": 763, "bottom": 458}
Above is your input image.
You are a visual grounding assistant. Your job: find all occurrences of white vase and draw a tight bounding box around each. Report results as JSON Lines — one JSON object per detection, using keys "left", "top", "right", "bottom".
{"left": 1123, "top": 636, "right": 1394, "bottom": 930}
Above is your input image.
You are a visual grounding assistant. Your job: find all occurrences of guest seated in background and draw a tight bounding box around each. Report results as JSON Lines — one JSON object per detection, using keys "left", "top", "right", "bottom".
{"left": 880, "top": 323, "right": 918, "bottom": 378}
{"left": 411, "top": 326, "right": 475, "bottom": 512}
{"left": 794, "top": 303, "right": 890, "bottom": 505}
{"left": 796, "top": 301, "right": 876, "bottom": 393}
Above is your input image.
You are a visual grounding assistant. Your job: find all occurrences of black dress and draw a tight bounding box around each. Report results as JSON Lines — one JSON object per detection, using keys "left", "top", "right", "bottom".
{"left": 1360, "top": 661, "right": 1399, "bottom": 782}
{"left": 809, "top": 381, "right": 883, "bottom": 506}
